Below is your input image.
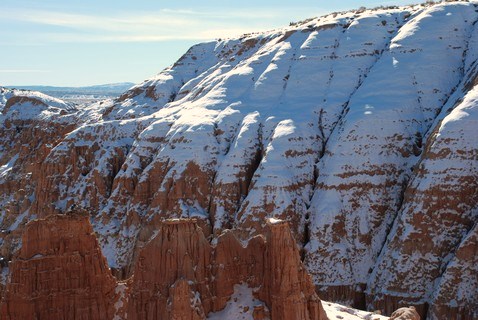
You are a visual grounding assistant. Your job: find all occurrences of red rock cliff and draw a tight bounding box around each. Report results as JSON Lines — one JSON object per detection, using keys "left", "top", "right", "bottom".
{"left": 0, "top": 214, "right": 427, "bottom": 319}
{"left": 127, "top": 218, "right": 326, "bottom": 320}
{"left": 127, "top": 219, "right": 213, "bottom": 319}
{"left": 259, "top": 219, "right": 324, "bottom": 320}
{"left": 0, "top": 214, "right": 118, "bottom": 320}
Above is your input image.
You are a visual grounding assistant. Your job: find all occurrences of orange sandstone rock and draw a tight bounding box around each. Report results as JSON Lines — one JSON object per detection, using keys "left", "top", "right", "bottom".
{"left": 127, "top": 218, "right": 326, "bottom": 320}
{"left": 126, "top": 219, "right": 213, "bottom": 320}
{"left": 259, "top": 219, "right": 326, "bottom": 320}
{"left": 0, "top": 213, "right": 118, "bottom": 320}
{"left": 168, "top": 279, "right": 205, "bottom": 320}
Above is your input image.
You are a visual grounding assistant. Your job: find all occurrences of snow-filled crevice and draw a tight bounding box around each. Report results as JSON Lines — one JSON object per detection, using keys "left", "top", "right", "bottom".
{"left": 375, "top": 6, "right": 478, "bottom": 281}
{"left": 319, "top": 9, "right": 417, "bottom": 149}
{"left": 386, "top": 7, "right": 478, "bottom": 224}
{"left": 232, "top": 123, "right": 265, "bottom": 215}
{"left": 303, "top": 11, "right": 415, "bottom": 251}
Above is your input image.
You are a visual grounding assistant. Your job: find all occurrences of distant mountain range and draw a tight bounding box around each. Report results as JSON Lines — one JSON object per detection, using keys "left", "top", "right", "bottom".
{"left": 6, "top": 82, "right": 135, "bottom": 94}
{"left": 5, "top": 82, "right": 135, "bottom": 103}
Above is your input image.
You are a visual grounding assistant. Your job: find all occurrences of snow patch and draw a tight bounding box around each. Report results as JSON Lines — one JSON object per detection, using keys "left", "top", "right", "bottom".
{"left": 322, "top": 301, "right": 389, "bottom": 320}
{"left": 0, "top": 154, "right": 18, "bottom": 180}
{"left": 206, "top": 284, "right": 267, "bottom": 320}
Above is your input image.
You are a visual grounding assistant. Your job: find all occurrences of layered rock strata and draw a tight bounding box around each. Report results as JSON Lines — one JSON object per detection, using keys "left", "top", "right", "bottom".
{"left": 366, "top": 24, "right": 478, "bottom": 318}
{"left": 0, "top": 214, "right": 118, "bottom": 320}
{"left": 0, "top": 215, "right": 326, "bottom": 320}
{"left": 127, "top": 218, "right": 326, "bottom": 320}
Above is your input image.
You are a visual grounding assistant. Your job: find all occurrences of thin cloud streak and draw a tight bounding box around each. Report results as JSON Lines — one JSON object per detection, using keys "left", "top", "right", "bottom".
{"left": 37, "top": 27, "right": 265, "bottom": 43}
{"left": 1, "top": 6, "right": 323, "bottom": 43}
{"left": 4, "top": 9, "right": 193, "bottom": 31}
{"left": 4, "top": 7, "right": 315, "bottom": 27}
{"left": 0, "top": 70, "right": 51, "bottom": 73}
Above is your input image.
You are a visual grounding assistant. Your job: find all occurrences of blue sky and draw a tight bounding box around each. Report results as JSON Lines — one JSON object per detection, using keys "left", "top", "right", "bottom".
{"left": 1, "top": 0, "right": 425, "bottom": 86}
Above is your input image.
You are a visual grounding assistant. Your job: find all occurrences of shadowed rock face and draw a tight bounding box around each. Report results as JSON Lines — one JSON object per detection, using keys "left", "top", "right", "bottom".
{"left": 0, "top": 2, "right": 477, "bottom": 320}
{"left": 0, "top": 214, "right": 118, "bottom": 320}
{"left": 126, "top": 219, "right": 215, "bottom": 319}
{"left": 127, "top": 218, "right": 326, "bottom": 320}
{"left": 0, "top": 216, "right": 326, "bottom": 320}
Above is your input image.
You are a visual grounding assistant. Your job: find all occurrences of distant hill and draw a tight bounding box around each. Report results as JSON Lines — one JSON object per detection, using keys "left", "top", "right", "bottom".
{"left": 6, "top": 82, "right": 135, "bottom": 104}
{"left": 7, "top": 82, "right": 135, "bottom": 94}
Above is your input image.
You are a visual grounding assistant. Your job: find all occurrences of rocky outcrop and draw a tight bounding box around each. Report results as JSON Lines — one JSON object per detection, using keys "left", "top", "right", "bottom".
{"left": 258, "top": 219, "right": 325, "bottom": 320}
{"left": 0, "top": 213, "right": 118, "bottom": 320}
{"left": 213, "top": 229, "right": 265, "bottom": 307}
{"left": 127, "top": 218, "right": 326, "bottom": 320}
{"left": 126, "top": 219, "right": 213, "bottom": 319}
{"left": 389, "top": 307, "right": 420, "bottom": 320}
{"left": 0, "top": 214, "right": 326, "bottom": 319}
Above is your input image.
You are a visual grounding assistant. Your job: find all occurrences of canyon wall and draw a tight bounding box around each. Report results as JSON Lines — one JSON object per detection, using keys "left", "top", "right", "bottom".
{"left": 0, "top": 215, "right": 326, "bottom": 320}
{"left": 0, "top": 214, "right": 118, "bottom": 320}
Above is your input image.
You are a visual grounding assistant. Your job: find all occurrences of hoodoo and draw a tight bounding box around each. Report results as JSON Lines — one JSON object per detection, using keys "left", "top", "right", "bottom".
{"left": 0, "top": 214, "right": 118, "bottom": 320}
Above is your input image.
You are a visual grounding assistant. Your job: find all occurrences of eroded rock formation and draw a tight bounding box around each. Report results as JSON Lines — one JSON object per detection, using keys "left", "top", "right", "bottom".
{"left": 0, "top": 215, "right": 326, "bottom": 320}
{"left": 258, "top": 219, "right": 324, "bottom": 320}
{"left": 0, "top": 213, "right": 431, "bottom": 319}
{"left": 127, "top": 218, "right": 326, "bottom": 320}
{"left": 126, "top": 219, "right": 214, "bottom": 319}
{"left": 0, "top": 214, "right": 118, "bottom": 320}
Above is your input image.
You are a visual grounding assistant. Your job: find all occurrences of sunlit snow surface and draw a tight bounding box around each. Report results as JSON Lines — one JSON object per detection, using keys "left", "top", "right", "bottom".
{"left": 323, "top": 301, "right": 389, "bottom": 320}
{"left": 206, "top": 285, "right": 391, "bottom": 320}
{"left": 206, "top": 285, "right": 266, "bottom": 320}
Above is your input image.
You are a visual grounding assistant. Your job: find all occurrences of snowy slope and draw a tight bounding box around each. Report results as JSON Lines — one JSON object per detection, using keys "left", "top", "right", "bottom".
{"left": 367, "top": 32, "right": 478, "bottom": 316}
{"left": 0, "top": 87, "right": 75, "bottom": 119}
{"left": 305, "top": 1, "right": 478, "bottom": 289}
{"left": 206, "top": 284, "right": 389, "bottom": 320}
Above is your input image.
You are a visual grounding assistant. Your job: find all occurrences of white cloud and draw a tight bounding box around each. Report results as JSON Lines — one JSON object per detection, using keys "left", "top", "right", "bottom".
{"left": 4, "top": 9, "right": 193, "bottom": 31}
{"left": 36, "top": 26, "right": 264, "bottom": 43}
{"left": 0, "top": 6, "right": 323, "bottom": 43}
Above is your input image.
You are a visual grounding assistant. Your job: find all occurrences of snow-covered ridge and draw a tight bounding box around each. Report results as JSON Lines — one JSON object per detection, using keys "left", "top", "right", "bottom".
{"left": 1, "top": 2, "right": 478, "bottom": 319}
{"left": 6, "top": 83, "right": 136, "bottom": 105}
{"left": 0, "top": 87, "right": 76, "bottom": 120}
